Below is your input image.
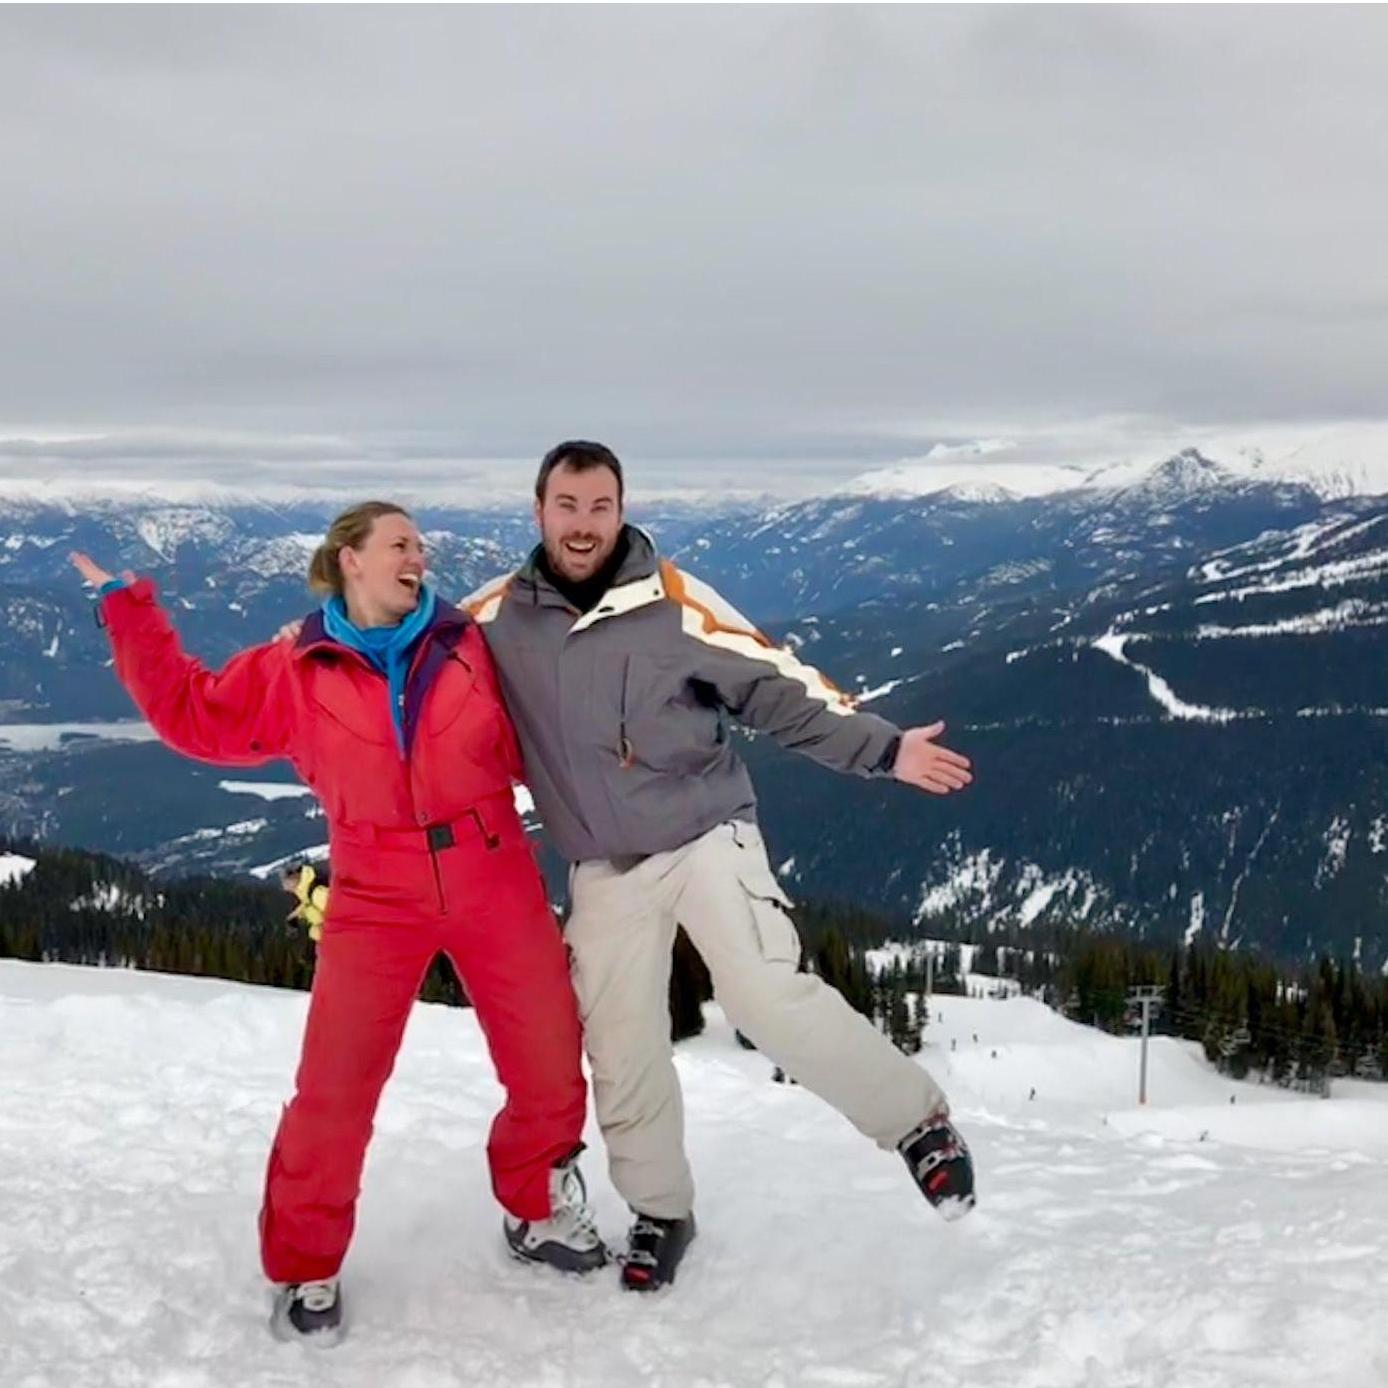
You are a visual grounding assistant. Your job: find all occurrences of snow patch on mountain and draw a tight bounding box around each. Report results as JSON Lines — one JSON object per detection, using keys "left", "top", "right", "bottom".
{"left": 240, "top": 534, "right": 325, "bottom": 579}
{"left": 865, "top": 937, "right": 989, "bottom": 979}
{"left": 1195, "top": 546, "right": 1388, "bottom": 606}
{"left": 217, "top": 780, "right": 313, "bottom": 803}
{"left": 1186, "top": 891, "right": 1206, "bottom": 946}
{"left": 1092, "top": 632, "right": 1243, "bottom": 723}
{"left": 135, "top": 508, "right": 236, "bottom": 562}
{"left": 69, "top": 882, "right": 149, "bottom": 916}
{"left": 0, "top": 853, "right": 37, "bottom": 886}
{"left": 805, "top": 502, "right": 866, "bottom": 541}
{"left": 1317, "top": 817, "right": 1353, "bottom": 887}
{"left": 1016, "top": 873, "right": 1063, "bottom": 927}
{"left": 857, "top": 675, "right": 915, "bottom": 704}
{"left": 1194, "top": 513, "right": 1385, "bottom": 585}
{"left": 915, "top": 836, "right": 1102, "bottom": 928}
{"left": 249, "top": 844, "right": 331, "bottom": 880}
{"left": 916, "top": 844, "right": 1006, "bottom": 918}
{"left": 1371, "top": 818, "right": 1388, "bottom": 855}
{"left": 1194, "top": 601, "right": 1388, "bottom": 640}
{"left": 980, "top": 558, "right": 1052, "bottom": 589}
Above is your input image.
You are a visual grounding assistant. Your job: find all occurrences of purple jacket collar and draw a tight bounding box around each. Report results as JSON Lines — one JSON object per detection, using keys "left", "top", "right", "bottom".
{"left": 292, "top": 600, "right": 470, "bottom": 654}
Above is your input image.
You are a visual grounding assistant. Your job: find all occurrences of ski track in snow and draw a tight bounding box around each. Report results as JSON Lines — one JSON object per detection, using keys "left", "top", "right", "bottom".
{"left": 1091, "top": 633, "right": 1243, "bottom": 724}
{"left": 1, "top": 962, "right": 1386, "bottom": 1387}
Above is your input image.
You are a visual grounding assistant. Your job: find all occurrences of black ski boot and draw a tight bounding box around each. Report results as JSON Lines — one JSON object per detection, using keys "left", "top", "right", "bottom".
{"left": 269, "top": 1279, "right": 344, "bottom": 1346}
{"left": 620, "top": 1212, "right": 697, "bottom": 1291}
{"left": 899, "top": 1112, "right": 976, "bottom": 1221}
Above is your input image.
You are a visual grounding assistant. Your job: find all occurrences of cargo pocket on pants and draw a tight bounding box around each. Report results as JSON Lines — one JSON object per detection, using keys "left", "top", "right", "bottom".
{"left": 729, "top": 830, "right": 802, "bottom": 967}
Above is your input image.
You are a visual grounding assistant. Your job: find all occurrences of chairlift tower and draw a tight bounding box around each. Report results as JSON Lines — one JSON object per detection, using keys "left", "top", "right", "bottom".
{"left": 1128, "top": 986, "right": 1165, "bottom": 1105}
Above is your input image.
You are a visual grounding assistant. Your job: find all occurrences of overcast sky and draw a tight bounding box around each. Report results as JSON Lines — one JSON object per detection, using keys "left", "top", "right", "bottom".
{"left": 2, "top": 5, "right": 1386, "bottom": 498}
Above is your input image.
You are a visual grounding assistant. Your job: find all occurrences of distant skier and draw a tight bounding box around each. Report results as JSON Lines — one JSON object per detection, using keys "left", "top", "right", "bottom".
{"left": 73, "top": 501, "right": 606, "bottom": 1347}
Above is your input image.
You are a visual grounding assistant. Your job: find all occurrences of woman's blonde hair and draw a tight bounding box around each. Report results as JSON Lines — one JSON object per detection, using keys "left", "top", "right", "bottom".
{"left": 307, "top": 501, "right": 412, "bottom": 597}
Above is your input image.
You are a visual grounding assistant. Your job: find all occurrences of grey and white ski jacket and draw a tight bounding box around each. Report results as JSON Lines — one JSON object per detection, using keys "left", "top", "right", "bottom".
{"left": 466, "top": 527, "right": 902, "bottom": 863}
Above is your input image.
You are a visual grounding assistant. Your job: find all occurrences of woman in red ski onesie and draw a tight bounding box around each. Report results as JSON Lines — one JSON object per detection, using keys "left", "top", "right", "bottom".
{"left": 71, "top": 502, "right": 604, "bottom": 1345}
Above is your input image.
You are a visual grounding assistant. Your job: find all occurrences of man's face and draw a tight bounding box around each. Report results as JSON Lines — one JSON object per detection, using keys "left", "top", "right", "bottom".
{"left": 535, "top": 462, "right": 623, "bottom": 583}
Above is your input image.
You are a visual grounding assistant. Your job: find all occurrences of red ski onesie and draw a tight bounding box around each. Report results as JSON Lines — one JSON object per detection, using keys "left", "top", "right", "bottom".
{"left": 99, "top": 579, "right": 586, "bottom": 1283}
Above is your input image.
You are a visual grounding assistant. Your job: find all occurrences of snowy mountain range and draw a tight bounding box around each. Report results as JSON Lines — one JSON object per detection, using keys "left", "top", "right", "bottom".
{"left": 4, "top": 433, "right": 1388, "bottom": 966}
{"left": 844, "top": 420, "right": 1388, "bottom": 505}
{"left": 740, "top": 500, "right": 1388, "bottom": 967}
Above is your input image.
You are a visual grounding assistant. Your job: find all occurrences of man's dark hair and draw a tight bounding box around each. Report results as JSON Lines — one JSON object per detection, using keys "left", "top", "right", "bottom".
{"left": 535, "top": 440, "right": 624, "bottom": 506}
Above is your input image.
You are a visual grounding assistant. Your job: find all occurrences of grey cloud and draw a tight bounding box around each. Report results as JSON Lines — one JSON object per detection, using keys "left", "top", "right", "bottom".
{"left": 2, "top": 6, "right": 1386, "bottom": 487}
{"left": 0, "top": 432, "right": 365, "bottom": 463}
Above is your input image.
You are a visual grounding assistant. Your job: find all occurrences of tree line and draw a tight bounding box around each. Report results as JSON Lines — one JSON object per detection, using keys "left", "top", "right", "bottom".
{"left": 6, "top": 838, "right": 1385, "bottom": 1083}
{"left": 0, "top": 841, "right": 943, "bottom": 1047}
{"left": 1050, "top": 931, "right": 1388, "bottom": 1091}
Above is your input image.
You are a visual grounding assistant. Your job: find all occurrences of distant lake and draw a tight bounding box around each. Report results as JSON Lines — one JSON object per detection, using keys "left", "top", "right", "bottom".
{"left": 0, "top": 722, "right": 160, "bottom": 752}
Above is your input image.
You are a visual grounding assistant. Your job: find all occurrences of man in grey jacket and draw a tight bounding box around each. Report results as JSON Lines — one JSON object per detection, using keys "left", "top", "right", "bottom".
{"left": 468, "top": 441, "right": 976, "bottom": 1290}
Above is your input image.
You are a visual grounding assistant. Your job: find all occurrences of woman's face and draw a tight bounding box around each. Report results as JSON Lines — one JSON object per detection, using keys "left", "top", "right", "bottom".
{"left": 339, "top": 513, "right": 426, "bottom": 623}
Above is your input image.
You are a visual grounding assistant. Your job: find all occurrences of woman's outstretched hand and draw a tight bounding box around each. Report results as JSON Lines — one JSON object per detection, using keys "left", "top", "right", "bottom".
{"left": 70, "top": 552, "right": 132, "bottom": 589}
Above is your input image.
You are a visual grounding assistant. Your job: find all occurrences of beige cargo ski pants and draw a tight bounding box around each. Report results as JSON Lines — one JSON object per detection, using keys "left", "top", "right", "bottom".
{"left": 565, "top": 819, "right": 948, "bottom": 1219}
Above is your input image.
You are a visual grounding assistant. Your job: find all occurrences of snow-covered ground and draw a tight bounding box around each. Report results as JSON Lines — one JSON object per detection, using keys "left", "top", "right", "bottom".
{"left": 2, "top": 961, "right": 1385, "bottom": 1387}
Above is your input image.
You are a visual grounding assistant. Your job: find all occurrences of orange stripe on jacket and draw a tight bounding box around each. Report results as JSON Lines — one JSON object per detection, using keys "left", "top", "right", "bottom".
{"left": 659, "top": 559, "right": 773, "bottom": 648}
{"left": 659, "top": 559, "right": 856, "bottom": 705}
{"left": 465, "top": 576, "right": 514, "bottom": 621}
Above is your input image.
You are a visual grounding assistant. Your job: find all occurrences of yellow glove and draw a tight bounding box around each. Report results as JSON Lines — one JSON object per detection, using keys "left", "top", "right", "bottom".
{"left": 285, "top": 865, "right": 329, "bottom": 943}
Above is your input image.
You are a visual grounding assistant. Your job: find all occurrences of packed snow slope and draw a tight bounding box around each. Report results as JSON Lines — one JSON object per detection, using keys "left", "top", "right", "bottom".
{"left": 2, "top": 961, "right": 1385, "bottom": 1388}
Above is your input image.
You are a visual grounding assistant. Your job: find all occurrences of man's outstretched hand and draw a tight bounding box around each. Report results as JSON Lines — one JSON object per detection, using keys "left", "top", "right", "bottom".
{"left": 892, "top": 722, "right": 972, "bottom": 795}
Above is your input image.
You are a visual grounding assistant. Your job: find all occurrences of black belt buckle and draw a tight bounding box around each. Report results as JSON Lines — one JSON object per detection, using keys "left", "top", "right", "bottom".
{"left": 426, "top": 823, "right": 455, "bottom": 852}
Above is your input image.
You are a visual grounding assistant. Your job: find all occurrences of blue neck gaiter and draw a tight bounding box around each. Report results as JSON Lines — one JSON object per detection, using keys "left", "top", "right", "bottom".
{"left": 321, "top": 585, "right": 437, "bottom": 753}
